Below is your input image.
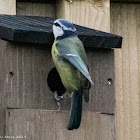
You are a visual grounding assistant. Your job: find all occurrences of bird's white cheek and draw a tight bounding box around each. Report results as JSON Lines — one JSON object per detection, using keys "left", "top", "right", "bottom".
{"left": 53, "top": 25, "right": 64, "bottom": 39}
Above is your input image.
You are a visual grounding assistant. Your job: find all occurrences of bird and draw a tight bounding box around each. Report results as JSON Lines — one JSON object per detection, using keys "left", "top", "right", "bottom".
{"left": 51, "top": 19, "right": 93, "bottom": 130}
{"left": 47, "top": 67, "right": 66, "bottom": 110}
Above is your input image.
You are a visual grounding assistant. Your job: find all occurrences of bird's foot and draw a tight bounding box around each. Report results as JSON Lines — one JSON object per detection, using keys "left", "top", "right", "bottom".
{"left": 56, "top": 101, "right": 61, "bottom": 111}
{"left": 54, "top": 91, "right": 63, "bottom": 101}
{"left": 54, "top": 91, "right": 64, "bottom": 111}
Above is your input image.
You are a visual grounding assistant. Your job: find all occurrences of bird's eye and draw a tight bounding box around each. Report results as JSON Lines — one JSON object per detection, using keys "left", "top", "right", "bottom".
{"left": 54, "top": 22, "right": 61, "bottom": 27}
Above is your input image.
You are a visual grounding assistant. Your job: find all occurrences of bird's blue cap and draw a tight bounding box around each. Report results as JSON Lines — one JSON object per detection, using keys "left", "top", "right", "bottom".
{"left": 54, "top": 19, "right": 76, "bottom": 32}
{"left": 53, "top": 19, "right": 77, "bottom": 40}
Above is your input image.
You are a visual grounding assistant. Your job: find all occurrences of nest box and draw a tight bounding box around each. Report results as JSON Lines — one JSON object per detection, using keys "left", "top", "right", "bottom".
{"left": 0, "top": 14, "right": 122, "bottom": 114}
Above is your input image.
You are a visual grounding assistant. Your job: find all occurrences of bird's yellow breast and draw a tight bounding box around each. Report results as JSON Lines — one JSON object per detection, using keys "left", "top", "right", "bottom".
{"left": 51, "top": 41, "right": 81, "bottom": 93}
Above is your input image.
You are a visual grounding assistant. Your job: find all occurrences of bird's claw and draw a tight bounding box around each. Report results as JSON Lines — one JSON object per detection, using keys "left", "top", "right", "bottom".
{"left": 54, "top": 91, "right": 64, "bottom": 101}
{"left": 57, "top": 101, "right": 61, "bottom": 111}
{"left": 54, "top": 91, "right": 64, "bottom": 111}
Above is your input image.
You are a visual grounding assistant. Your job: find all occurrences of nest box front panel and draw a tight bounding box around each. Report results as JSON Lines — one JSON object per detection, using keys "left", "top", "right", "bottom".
{"left": 2, "top": 40, "right": 114, "bottom": 114}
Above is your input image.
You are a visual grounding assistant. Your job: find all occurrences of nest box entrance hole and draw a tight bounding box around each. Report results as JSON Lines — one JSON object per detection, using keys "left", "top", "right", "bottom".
{"left": 47, "top": 67, "right": 66, "bottom": 96}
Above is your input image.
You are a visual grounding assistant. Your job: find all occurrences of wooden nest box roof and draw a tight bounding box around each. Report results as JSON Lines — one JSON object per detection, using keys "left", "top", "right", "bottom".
{"left": 0, "top": 14, "right": 122, "bottom": 48}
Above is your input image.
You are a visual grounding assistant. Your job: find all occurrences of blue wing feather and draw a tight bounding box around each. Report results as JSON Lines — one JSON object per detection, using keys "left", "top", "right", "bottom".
{"left": 56, "top": 43, "right": 93, "bottom": 85}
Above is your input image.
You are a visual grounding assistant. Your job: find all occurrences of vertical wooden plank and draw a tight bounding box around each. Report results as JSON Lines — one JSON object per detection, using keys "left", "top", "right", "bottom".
{"left": 121, "top": 4, "right": 131, "bottom": 140}
{"left": 0, "top": 40, "right": 7, "bottom": 139}
{"left": 120, "top": 4, "right": 131, "bottom": 140}
{"left": 136, "top": 5, "right": 140, "bottom": 140}
{"left": 0, "top": 40, "right": 7, "bottom": 108}
{"left": 111, "top": 3, "right": 124, "bottom": 140}
{"left": 0, "top": 0, "right": 16, "bottom": 15}
{"left": 111, "top": 3, "right": 140, "bottom": 140}
{"left": 56, "top": 0, "right": 110, "bottom": 32}
{"left": 128, "top": 4, "right": 140, "bottom": 140}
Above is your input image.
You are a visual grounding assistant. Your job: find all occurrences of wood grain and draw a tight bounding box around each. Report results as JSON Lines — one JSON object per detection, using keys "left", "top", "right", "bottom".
{"left": 0, "top": 0, "right": 16, "bottom": 15}
{"left": 0, "top": 41, "right": 114, "bottom": 114}
{"left": 4, "top": 42, "right": 57, "bottom": 110}
{"left": 17, "top": 2, "right": 56, "bottom": 18}
{"left": 84, "top": 48, "right": 115, "bottom": 114}
{"left": 111, "top": 3, "right": 140, "bottom": 140}
{"left": 6, "top": 109, "right": 115, "bottom": 140}
{"left": 56, "top": 0, "right": 110, "bottom": 32}
{"left": 0, "top": 41, "right": 8, "bottom": 139}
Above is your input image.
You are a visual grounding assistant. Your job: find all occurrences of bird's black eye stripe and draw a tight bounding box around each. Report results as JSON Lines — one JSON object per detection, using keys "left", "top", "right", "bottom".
{"left": 54, "top": 22, "right": 61, "bottom": 27}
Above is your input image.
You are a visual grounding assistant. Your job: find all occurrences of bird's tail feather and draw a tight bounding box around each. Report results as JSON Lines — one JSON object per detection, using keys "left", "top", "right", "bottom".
{"left": 67, "top": 89, "right": 83, "bottom": 130}
{"left": 81, "top": 78, "right": 91, "bottom": 102}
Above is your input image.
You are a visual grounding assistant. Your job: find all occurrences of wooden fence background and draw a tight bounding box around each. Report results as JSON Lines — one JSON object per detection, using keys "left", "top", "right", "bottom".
{"left": 111, "top": 3, "right": 140, "bottom": 140}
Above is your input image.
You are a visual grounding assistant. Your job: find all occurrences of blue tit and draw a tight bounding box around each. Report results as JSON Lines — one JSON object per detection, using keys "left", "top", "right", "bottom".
{"left": 51, "top": 19, "right": 93, "bottom": 130}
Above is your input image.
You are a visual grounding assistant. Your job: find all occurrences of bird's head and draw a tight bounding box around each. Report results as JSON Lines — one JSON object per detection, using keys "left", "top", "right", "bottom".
{"left": 53, "top": 19, "right": 77, "bottom": 40}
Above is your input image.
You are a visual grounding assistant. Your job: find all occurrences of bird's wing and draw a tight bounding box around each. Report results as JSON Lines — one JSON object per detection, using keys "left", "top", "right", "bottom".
{"left": 56, "top": 43, "right": 93, "bottom": 85}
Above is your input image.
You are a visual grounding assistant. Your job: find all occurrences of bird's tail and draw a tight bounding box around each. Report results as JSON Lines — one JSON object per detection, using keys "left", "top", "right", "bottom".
{"left": 81, "top": 78, "right": 91, "bottom": 102}
{"left": 83, "top": 80, "right": 91, "bottom": 102}
{"left": 67, "top": 89, "right": 83, "bottom": 130}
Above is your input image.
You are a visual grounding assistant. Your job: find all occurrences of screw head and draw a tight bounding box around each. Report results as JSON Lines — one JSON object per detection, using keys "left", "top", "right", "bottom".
{"left": 107, "top": 78, "right": 113, "bottom": 85}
